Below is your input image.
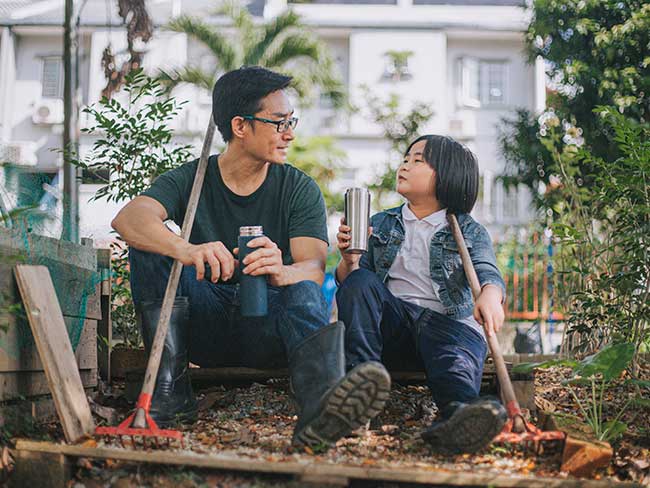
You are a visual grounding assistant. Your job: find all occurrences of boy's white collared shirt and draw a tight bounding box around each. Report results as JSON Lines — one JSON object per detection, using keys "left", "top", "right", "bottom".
{"left": 386, "top": 205, "right": 483, "bottom": 336}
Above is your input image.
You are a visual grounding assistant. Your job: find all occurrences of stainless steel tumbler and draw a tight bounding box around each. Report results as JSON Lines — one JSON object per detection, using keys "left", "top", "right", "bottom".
{"left": 344, "top": 187, "right": 371, "bottom": 254}
{"left": 238, "top": 225, "right": 268, "bottom": 316}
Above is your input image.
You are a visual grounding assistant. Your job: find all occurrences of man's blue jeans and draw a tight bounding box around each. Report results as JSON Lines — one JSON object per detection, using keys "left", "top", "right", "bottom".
{"left": 336, "top": 268, "right": 487, "bottom": 412}
{"left": 129, "top": 248, "right": 330, "bottom": 368}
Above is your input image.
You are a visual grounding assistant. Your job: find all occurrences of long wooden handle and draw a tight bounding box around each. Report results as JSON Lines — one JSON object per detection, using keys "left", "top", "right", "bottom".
{"left": 133, "top": 117, "right": 216, "bottom": 428}
{"left": 447, "top": 213, "right": 525, "bottom": 432}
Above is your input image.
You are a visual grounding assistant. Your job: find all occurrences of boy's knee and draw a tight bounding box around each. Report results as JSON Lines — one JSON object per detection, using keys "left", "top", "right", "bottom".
{"left": 336, "top": 268, "right": 380, "bottom": 301}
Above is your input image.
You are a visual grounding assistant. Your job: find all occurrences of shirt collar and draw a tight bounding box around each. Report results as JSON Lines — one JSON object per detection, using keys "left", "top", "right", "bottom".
{"left": 402, "top": 205, "right": 447, "bottom": 227}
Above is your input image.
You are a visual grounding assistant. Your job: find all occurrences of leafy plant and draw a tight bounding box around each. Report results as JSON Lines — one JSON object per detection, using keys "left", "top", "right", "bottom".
{"left": 514, "top": 342, "right": 644, "bottom": 442}
{"left": 360, "top": 86, "right": 434, "bottom": 209}
{"left": 499, "top": 0, "right": 650, "bottom": 202}
{"left": 535, "top": 107, "right": 650, "bottom": 359}
{"left": 287, "top": 136, "right": 345, "bottom": 213}
{"left": 71, "top": 69, "right": 192, "bottom": 349}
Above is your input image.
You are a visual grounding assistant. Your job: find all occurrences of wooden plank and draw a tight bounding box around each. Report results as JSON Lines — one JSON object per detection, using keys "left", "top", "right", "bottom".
{"left": 0, "top": 369, "right": 96, "bottom": 401}
{"left": 0, "top": 386, "right": 97, "bottom": 423}
{"left": 11, "top": 449, "right": 71, "bottom": 488}
{"left": 0, "top": 315, "right": 97, "bottom": 373}
{"left": 0, "top": 262, "right": 101, "bottom": 320}
{"left": 0, "top": 228, "right": 96, "bottom": 270}
{"left": 14, "top": 440, "right": 641, "bottom": 488}
{"left": 13, "top": 265, "right": 95, "bottom": 443}
{"left": 96, "top": 248, "right": 111, "bottom": 383}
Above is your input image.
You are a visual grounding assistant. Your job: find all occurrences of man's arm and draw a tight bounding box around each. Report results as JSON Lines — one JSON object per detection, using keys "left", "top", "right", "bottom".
{"left": 240, "top": 236, "right": 327, "bottom": 287}
{"left": 112, "top": 196, "right": 186, "bottom": 257}
{"left": 111, "top": 196, "right": 235, "bottom": 282}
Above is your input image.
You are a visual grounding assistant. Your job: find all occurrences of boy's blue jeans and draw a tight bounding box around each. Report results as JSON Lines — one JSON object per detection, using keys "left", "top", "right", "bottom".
{"left": 128, "top": 248, "right": 330, "bottom": 368}
{"left": 336, "top": 268, "right": 487, "bottom": 412}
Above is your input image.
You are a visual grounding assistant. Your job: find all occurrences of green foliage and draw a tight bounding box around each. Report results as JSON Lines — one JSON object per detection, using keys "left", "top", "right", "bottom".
{"left": 514, "top": 342, "right": 643, "bottom": 442}
{"left": 499, "top": 0, "right": 650, "bottom": 198}
{"left": 536, "top": 107, "right": 650, "bottom": 356}
{"left": 74, "top": 69, "right": 193, "bottom": 202}
{"left": 361, "top": 86, "right": 434, "bottom": 209}
{"left": 287, "top": 136, "right": 345, "bottom": 213}
{"left": 71, "top": 69, "right": 192, "bottom": 349}
{"left": 162, "top": 1, "right": 345, "bottom": 107}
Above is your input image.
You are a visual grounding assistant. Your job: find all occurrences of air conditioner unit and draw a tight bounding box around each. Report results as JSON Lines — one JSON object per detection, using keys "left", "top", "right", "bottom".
{"left": 32, "top": 98, "right": 64, "bottom": 125}
{"left": 0, "top": 141, "right": 38, "bottom": 166}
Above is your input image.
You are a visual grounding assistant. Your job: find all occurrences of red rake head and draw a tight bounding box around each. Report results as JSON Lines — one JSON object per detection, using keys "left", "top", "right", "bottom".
{"left": 491, "top": 402, "right": 566, "bottom": 454}
{"left": 95, "top": 394, "right": 185, "bottom": 449}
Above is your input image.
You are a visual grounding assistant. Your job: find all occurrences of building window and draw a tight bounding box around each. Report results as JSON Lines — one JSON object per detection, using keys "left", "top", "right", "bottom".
{"left": 482, "top": 61, "right": 507, "bottom": 105}
{"left": 458, "top": 57, "right": 508, "bottom": 108}
{"left": 382, "top": 50, "right": 413, "bottom": 82}
{"left": 41, "top": 56, "right": 63, "bottom": 99}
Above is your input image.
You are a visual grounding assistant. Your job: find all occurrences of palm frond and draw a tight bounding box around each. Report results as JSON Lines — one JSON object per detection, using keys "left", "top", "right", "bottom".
{"left": 260, "top": 33, "right": 322, "bottom": 68}
{"left": 165, "top": 15, "right": 239, "bottom": 71}
{"left": 216, "top": 1, "right": 257, "bottom": 54}
{"left": 244, "top": 10, "right": 302, "bottom": 66}
{"left": 157, "top": 66, "right": 216, "bottom": 93}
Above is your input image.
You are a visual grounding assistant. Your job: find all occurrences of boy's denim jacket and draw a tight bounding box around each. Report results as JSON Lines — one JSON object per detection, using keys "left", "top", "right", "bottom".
{"left": 358, "top": 205, "right": 506, "bottom": 320}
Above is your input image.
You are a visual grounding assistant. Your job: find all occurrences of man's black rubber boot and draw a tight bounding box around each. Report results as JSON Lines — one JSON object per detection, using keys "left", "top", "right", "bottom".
{"left": 139, "top": 297, "right": 198, "bottom": 428}
{"left": 421, "top": 398, "right": 507, "bottom": 455}
{"left": 290, "top": 322, "right": 391, "bottom": 449}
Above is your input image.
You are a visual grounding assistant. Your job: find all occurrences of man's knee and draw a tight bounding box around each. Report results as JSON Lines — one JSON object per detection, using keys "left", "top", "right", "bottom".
{"left": 282, "top": 280, "right": 327, "bottom": 313}
{"left": 336, "top": 268, "right": 380, "bottom": 303}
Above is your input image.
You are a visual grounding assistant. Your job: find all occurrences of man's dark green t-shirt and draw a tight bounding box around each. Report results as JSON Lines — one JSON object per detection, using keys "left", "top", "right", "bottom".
{"left": 142, "top": 155, "right": 329, "bottom": 273}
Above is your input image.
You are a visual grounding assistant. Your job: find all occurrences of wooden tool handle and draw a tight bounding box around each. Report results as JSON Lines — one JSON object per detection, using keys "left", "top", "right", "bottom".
{"left": 133, "top": 117, "right": 216, "bottom": 428}
{"left": 447, "top": 213, "right": 525, "bottom": 432}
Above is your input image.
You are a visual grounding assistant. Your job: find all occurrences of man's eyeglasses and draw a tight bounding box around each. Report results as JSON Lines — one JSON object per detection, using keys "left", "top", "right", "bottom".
{"left": 241, "top": 115, "right": 298, "bottom": 133}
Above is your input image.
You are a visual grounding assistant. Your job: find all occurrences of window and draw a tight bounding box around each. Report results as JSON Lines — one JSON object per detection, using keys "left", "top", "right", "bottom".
{"left": 41, "top": 56, "right": 63, "bottom": 99}
{"left": 458, "top": 57, "right": 508, "bottom": 108}
{"left": 482, "top": 61, "right": 507, "bottom": 105}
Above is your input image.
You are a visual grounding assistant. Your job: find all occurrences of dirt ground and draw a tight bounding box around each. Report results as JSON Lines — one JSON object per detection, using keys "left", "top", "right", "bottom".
{"left": 6, "top": 359, "right": 650, "bottom": 487}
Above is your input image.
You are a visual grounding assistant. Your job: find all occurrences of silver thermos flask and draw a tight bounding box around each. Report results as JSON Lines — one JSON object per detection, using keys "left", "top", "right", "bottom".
{"left": 344, "top": 187, "right": 371, "bottom": 254}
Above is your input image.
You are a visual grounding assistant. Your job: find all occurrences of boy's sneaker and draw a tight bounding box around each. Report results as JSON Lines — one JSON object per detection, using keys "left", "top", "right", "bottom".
{"left": 421, "top": 398, "right": 507, "bottom": 455}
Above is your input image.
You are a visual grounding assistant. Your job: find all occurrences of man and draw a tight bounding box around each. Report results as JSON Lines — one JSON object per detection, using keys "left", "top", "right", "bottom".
{"left": 111, "top": 66, "right": 390, "bottom": 449}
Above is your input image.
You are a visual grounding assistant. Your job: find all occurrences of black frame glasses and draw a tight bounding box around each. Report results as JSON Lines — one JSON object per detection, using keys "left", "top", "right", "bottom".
{"left": 241, "top": 115, "right": 298, "bottom": 133}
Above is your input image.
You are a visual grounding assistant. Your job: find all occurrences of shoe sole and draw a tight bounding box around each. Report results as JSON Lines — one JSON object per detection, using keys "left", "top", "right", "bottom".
{"left": 422, "top": 401, "right": 507, "bottom": 455}
{"left": 293, "top": 361, "right": 391, "bottom": 448}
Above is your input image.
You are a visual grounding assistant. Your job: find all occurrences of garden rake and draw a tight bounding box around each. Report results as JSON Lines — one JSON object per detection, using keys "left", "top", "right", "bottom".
{"left": 447, "top": 213, "right": 566, "bottom": 453}
{"left": 95, "top": 116, "right": 216, "bottom": 449}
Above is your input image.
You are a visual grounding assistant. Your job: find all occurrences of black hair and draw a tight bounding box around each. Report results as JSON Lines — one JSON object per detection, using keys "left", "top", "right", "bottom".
{"left": 212, "top": 66, "right": 293, "bottom": 142}
{"left": 404, "top": 134, "right": 479, "bottom": 214}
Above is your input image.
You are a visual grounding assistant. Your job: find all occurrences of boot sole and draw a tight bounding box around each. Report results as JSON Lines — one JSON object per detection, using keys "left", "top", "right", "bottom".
{"left": 421, "top": 401, "right": 507, "bottom": 455}
{"left": 293, "top": 361, "right": 391, "bottom": 448}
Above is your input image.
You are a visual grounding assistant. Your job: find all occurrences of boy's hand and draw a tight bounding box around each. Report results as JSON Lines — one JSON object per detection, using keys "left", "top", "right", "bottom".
{"left": 473, "top": 285, "right": 505, "bottom": 338}
{"left": 336, "top": 217, "right": 371, "bottom": 266}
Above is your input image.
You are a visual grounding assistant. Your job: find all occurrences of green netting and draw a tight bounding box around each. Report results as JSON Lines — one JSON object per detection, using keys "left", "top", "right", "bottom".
{"left": 0, "top": 163, "right": 101, "bottom": 352}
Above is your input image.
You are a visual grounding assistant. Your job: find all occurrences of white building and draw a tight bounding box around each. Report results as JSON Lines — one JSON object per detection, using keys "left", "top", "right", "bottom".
{"left": 0, "top": 0, "right": 542, "bottom": 242}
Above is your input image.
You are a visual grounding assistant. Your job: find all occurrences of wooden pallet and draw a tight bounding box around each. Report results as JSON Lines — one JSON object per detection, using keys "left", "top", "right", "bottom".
{"left": 11, "top": 439, "right": 641, "bottom": 488}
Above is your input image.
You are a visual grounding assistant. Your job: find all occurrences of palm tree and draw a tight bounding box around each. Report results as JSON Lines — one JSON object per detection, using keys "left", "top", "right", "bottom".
{"left": 158, "top": 1, "right": 345, "bottom": 107}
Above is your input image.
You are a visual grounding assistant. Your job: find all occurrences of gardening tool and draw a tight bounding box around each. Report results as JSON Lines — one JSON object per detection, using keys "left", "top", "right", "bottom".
{"left": 95, "top": 116, "right": 217, "bottom": 448}
{"left": 447, "top": 213, "right": 566, "bottom": 449}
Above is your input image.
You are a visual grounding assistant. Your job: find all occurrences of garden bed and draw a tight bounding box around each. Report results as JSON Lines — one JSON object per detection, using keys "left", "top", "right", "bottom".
{"left": 7, "top": 359, "right": 649, "bottom": 487}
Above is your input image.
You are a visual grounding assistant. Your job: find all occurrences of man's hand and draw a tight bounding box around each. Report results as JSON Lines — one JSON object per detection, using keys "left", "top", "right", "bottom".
{"left": 473, "top": 285, "right": 505, "bottom": 338}
{"left": 177, "top": 241, "right": 236, "bottom": 283}
{"left": 236, "top": 236, "right": 285, "bottom": 287}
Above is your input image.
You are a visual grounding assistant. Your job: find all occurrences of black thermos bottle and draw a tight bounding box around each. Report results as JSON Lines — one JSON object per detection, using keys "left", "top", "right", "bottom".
{"left": 238, "top": 225, "right": 268, "bottom": 316}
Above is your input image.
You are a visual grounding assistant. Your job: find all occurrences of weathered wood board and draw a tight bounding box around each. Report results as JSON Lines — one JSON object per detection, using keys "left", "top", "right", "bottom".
{"left": 13, "top": 265, "right": 95, "bottom": 443}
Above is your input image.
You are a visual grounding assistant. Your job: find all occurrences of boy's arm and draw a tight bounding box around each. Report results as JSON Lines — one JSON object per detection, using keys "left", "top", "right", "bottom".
{"left": 468, "top": 225, "right": 506, "bottom": 336}
{"left": 469, "top": 226, "right": 506, "bottom": 302}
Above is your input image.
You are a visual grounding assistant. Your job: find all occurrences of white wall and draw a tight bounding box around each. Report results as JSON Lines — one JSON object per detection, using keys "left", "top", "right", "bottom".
{"left": 348, "top": 30, "right": 445, "bottom": 135}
